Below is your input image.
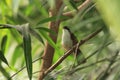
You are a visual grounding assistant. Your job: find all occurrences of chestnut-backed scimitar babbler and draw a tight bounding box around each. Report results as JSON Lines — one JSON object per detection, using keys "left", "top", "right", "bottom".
{"left": 62, "top": 26, "right": 85, "bottom": 64}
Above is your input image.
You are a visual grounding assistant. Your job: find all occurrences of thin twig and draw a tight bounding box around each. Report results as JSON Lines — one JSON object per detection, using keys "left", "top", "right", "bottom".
{"left": 8, "top": 57, "right": 42, "bottom": 80}
{"left": 68, "top": 58, "right": 108, "bottom": 75}
{"left": 73, "top": 41, "right": 113, "bottom": 68}
{"left": 66, "top": 52, "right": 120, "bottom": 75}
{"left": 96, "top": 50, "right": 119, "bottom": 80}
{"left": 63, "top": 0, "right": 92, "bottom": 17}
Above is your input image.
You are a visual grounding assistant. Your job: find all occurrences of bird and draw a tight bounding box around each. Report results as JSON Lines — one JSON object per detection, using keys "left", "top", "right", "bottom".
{"left": 61, "top": 26, "right": 85, "bottom": 64}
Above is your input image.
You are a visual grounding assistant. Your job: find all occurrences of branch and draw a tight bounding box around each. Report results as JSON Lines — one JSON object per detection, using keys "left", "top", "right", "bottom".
{"left": 38, "top": 0, "right": 63, "bottom": 80}
{"left": 63, "top": 0, "right": 92, "bottom": 18}
{"left": 44, "top": 28, "right": 103, "bottom": 76}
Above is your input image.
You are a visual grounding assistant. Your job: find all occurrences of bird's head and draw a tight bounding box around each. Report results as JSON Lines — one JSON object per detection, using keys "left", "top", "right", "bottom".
{"left": 63, "top": 26, "right": 71, "bottom": 33}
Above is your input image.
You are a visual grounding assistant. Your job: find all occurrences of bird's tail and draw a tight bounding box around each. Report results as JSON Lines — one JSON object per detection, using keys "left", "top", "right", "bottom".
{"left": 74, "top": 49, "right": 86, "bottom": 64}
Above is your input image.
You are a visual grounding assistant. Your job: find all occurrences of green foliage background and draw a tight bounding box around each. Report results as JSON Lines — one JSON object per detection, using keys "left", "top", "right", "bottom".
{"left": 0, "top": 0, "right": 120, "bottom": 80}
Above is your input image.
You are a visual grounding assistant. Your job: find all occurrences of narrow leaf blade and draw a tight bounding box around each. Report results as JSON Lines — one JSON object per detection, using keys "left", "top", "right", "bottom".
{"left": 11, "top": 44, "right": 23, "bottom": 66}
{"left": 0, "top": 50, "right": 9, "bottom": 66}
{"left": 69, "top": 0, "right": 78, "bottom": 11}
{"left": 1, "top": 35, "right": 7, "bottom": 53}
{"left": 29, "top": 28, "right": 44, "bottom": 45}
{"left": 23, "top": 34, "right": 32, "bottom": 80}
{"left": 22, "top": 25, "right": 32, "bottom": 80}
{"left": 0, "top": 64, "right": 11, "bottom": 79}
{"left": 36, "top": 27, "right": 56, "bottom": 34}
{"left": 37, "top": 16, "right": 70, "bottom": 24}
{"left": 38, "top": 30, "right": 57, "bottom": 50}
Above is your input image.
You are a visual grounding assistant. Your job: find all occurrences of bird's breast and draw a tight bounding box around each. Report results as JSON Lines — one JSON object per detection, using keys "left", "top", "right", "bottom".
{"left": 62, "top": 30, "right": 73, "bottom": 50}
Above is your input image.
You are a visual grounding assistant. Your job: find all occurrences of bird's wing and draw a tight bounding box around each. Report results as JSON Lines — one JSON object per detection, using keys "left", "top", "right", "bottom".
{"left": 70, "top": 33, "right": 78, "bottom": 45}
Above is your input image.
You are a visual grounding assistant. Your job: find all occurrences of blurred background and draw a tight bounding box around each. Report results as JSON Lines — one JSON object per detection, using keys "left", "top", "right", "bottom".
{"left": 0, "top": 0, "right": 120, "bottom": 80}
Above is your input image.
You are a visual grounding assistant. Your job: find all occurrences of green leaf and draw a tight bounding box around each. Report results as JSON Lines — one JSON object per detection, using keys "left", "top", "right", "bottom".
{"left": 0, "top": 50, "right": 9, "bottom": 66}
{"left": 11, "top": 44, "right": 23, "bottom": 66}
{"left": 1, "top": 35, "right": 7, "bottom": 53}
{"left": 36, "top": 27, "right": 56, "bottom": 34}
{"left": 10, "top": 29, "right": 22, "bottom": 43}
{"left": 38, "top": 30, "right": 57, "bottom": 50}
{"left": 29, "top": 28, "right": 44, "bottom": 45}
{"left": 69, "top": 0, "right": 78, "bottom": 11}
{"left": 0, "top": 64, "right": 11, "bottom": 80}
{"left": 37, "top": 16, "right": 70, "bottom": 24}
{"left": 22, "top": 25, "right": 32, "bottom": 80}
